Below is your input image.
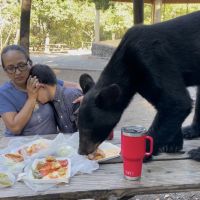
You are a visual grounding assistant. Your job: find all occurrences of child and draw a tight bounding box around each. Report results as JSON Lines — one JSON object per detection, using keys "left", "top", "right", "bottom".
{"left": 29, "top": 64, "right": 83, "bottom": 133}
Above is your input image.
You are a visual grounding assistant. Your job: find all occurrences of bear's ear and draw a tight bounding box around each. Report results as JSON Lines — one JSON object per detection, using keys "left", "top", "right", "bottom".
{"left": 95, "top": 84, "right": 121, "bottom": 110}
{"left": 79, "top": 73, "right": 95, "bottom": 94}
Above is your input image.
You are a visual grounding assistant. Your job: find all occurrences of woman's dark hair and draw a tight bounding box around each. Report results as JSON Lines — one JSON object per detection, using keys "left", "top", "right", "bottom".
{"left": 1, "top": 45, "right": 32, "bottom": 68}
{"left": 30, "top": 64, "right": 57, "bottom": 85}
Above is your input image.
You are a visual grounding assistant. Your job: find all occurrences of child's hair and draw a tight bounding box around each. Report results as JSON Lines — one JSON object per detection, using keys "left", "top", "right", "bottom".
{"left": 30, "top": 64, "right": 57, "bottom": 85}
{"left": 1, "top": 45, "right": 32, "bottom": 68}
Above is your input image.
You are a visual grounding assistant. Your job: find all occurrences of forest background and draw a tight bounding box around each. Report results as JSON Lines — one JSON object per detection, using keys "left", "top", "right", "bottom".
{"left": 1, "top": 0, "right": 200, "bottom": 51}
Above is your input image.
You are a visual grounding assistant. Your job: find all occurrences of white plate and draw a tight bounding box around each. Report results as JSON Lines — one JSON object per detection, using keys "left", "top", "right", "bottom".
{"left": 96, "top": 142, "right": 121, "bottom": 162}
{"left": 27, "top": 157, "right": 71, "bottom": 184}
{"left": 16, "top": 139, "right": 52, "bottom": 157}
{"left": 2, "top": 139, "right": 52, "bottom": 163}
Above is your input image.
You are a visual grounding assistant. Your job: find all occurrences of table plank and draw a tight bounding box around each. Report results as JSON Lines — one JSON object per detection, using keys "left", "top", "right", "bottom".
{"left": 1, "top": 159, "right": 200, "bottom": 200}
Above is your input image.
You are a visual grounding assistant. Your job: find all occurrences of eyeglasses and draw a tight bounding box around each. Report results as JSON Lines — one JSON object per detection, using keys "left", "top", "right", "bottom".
{"left": 4, "top": 61, "right": 29, "bottom": 74}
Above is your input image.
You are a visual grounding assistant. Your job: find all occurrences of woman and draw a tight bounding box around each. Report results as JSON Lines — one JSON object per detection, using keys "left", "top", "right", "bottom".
{"left": 0, "top": 45, "right": 80, "bottom": 136}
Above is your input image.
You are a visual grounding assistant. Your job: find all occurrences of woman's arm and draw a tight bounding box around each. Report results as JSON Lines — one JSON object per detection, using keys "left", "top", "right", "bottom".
{"left": 1, "top": 76, "right": 39, "bottom": 135}
{"left": 72, "top": 95, "right": 84, "bottom": 104}
{"left": 2, "top": 98, "right": 36, "bottom": 134}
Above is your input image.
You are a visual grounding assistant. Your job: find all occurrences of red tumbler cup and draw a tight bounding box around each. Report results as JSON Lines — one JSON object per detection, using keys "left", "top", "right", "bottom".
{"left": 121, "top": 126, "right": 153, "bottom": 180}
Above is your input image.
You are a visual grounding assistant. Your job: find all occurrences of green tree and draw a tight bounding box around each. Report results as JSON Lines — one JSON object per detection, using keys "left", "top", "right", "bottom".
{"left": 31, "top": 0, "right": 95, "bottom": 48}
{"left": 0, "top": 0, "right": 20, "bottom": 50}
{"left": 101, "top": 3, "right": 133, "bottom": 40}
{"left": 161, "top": 3, "right": 200, "bottom": 21}
{"left": 1, "top": 1, "right": 200, "bottom": 51}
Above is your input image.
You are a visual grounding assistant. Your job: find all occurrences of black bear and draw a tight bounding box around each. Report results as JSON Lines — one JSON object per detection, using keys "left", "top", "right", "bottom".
{"left": 78, "top": 11, "right": 200, "bottom": 160}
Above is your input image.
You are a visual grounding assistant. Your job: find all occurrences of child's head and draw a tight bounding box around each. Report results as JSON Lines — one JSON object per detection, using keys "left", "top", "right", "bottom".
{"left": 30, "top": 64, "right": 57, "bottom": 104}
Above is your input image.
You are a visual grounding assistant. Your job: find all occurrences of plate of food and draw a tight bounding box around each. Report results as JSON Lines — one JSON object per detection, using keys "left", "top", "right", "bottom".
{"left": 28, "top": 156, "right": 71, "bottom": 184}
{"left": 87, "top": 142, "right": 121, "bottom": 162}
{"left": 17, "top": 139, "right": 51, "bottom": 156}
{"left": 0, "top": 172, "right": 15, "bottom": 187}
{"left": 3, "top": 153, "right": 24, "bottom": 163}
{"left": 3, "top": 139, "right": 52, "bottom": 163}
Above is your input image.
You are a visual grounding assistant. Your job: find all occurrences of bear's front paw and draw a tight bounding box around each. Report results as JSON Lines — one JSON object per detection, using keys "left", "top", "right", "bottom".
{"left": 188, "top": 147, "right": 200, "bottom": 161}
{"left": 159, "top": 143, "right": 183, "bottom": 153}
{"left": 182, "top": 125, "right": 200, "bottom": 139}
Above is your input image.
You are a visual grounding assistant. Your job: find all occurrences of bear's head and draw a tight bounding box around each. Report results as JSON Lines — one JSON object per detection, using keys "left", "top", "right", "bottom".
{"left": 78, "top": 73, "right": 122, "bottom": 155}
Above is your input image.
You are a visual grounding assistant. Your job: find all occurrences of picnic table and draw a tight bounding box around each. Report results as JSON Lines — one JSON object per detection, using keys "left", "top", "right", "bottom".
{"left": 0, "top": 131, "right": 200, "bottom": 200}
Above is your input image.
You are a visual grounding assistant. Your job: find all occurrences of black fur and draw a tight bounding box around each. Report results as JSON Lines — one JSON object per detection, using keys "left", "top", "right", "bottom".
{"left": 78, "top": 11, "right": 200, "bottom": 160}
{"left": 79, "top": 73, "right": 95, "bottom": 94}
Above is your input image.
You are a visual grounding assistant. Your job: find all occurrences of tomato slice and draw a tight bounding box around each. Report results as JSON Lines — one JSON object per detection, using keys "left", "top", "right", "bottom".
{"left": 59, "top": 160, "right": 68, "bottom": 167}
{"left": 36, "top": 159, "right": 68, "bottom": 178}
{"left": 39, "top": 169, "right": 49, "bottom": 177}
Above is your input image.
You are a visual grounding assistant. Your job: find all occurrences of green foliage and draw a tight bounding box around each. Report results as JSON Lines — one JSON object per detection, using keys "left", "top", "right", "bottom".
{"left": 161, "top": 3, "right": 200, "bottom": 21}
{"left": 0, "top": 0, "right": 20, "bottom": 48}
{"left": 30, "top": 0, "right": 94, "bottom": 48}
{"left": 100, "top": 3, "right": 152, "bottom": 40}
{"left": 144, "top": 4, "right": 152, "bottom": 24}
{"left": 1, "top": 1, "right": 200, "bottom": 50}
{"left": 100, "top": 3, "right": 133, "bottom": 40}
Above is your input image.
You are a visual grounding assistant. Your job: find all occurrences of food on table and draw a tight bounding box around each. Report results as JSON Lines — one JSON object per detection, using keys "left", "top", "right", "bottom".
{"left": 0, "top": 172, "right": 15, "bottom": 187}
{"left": 32, "top": 156, "right": 69, "bottom": 180}
{"left": 4, "top": 153, "right": 24, "bottom": 162}
{"left": 3, "top": 139, "right": 50, "bottom": 163}
{"left": 18, "top": 141, "right": 49, "bottom": 156}
{"left": 88, "top": 149, "right": 106, "bottom": 160}
{"left": 103, "top": 148, "right": 121, "bottom": 158}
{"left": 87, "top": 142, "right": 121, "bottom": 161}
{"left": 56, "top": 145, "right": 75, "bottom": 157}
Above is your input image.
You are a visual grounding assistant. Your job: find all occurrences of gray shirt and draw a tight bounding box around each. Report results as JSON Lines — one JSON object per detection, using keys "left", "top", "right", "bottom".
{"left": 0, "top": 81, "right": 57, "bottom": 136}
{"left": 51, "top": 85, "right": 82, "bottom": 133}
{"left": 19, "top": 103, "right": 58, "bottom": 136}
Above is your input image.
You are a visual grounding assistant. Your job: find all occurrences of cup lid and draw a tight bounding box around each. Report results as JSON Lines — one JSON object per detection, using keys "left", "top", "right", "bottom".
{"left": 121, "top": 126, "right": 146, "bottom": 137}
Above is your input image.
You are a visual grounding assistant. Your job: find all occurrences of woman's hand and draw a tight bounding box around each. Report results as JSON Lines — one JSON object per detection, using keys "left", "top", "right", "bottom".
{"left": 26, "top": 76, "right": 40, "bottom": 100}
{"left": 72, "top": 96, "right": 84, "bottom": 104}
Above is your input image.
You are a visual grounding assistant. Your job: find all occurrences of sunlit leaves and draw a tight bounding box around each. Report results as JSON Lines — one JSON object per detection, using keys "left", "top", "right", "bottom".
{"left": 1, "top": 1, "right": 200, "bottom": 49}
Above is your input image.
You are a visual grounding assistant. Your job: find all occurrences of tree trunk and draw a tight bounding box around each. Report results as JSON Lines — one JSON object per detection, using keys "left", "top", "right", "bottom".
{"left": 44, "top": 33, "right": 50, "bottom": 53}
{"left": 3, "top": 28, "right": 13, "bottom": 47}
{"left": 133, "top": 0, "right": 144, "bottom": 25}
{"left": 14, "top": 29, "right": 20, "bottom": 45}
{"left": 20, "top": 0, "right": 32, "bottom": 54}
{"left": 0, "top": 28, "right": 2, "bottom": 51}
{"left": 94, "top": 8, "right": 100, "bottom": 42}
{"left": 152, "top": 0, "right": 162, "bottom": 24}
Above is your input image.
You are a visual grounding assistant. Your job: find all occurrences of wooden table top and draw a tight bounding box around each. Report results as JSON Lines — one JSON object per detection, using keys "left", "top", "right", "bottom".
{"left": 0, "top": 132, "right": 200, "bottom": 200}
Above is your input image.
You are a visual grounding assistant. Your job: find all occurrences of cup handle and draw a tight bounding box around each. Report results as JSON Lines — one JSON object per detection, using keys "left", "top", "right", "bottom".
{"left": 145, "top": 136, "right": 153, "bottom": 156}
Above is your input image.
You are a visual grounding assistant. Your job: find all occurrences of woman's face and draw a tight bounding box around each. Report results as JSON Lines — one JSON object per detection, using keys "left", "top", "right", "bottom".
{"left": 2, "top": 50, "right": 31, "bottom": 87}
